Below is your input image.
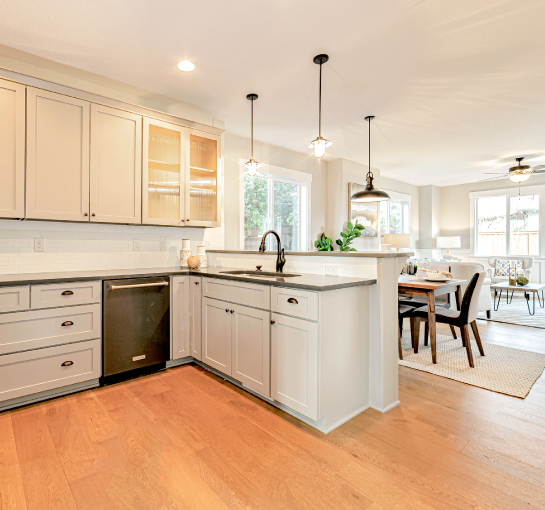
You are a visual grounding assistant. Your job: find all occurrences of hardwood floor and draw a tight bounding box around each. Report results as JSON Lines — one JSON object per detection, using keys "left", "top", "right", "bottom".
{"left": 1, "top": 320, "right": 544, "bottom": 510}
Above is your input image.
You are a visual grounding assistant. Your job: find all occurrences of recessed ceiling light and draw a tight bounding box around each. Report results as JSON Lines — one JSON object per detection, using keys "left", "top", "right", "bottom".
{"left": 177, "top": 60, "right": 195, "bottom": 72}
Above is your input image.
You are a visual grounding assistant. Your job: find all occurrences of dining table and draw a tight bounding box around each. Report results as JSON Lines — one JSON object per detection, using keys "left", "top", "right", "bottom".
{"left": 398, "top": 275, "right": 467, "bottom": 363}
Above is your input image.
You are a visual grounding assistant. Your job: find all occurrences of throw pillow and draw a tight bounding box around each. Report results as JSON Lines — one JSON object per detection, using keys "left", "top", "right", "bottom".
{"left": 495, "top": 259, "right": 510, "bottom": 276}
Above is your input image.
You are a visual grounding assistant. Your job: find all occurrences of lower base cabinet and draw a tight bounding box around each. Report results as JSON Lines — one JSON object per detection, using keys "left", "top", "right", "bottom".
{"left": 202, "top": 297, "right": 270, "bottom": 396}
{"left": 172, "top": 276, "right": 202, "bottom": 360}
{"left": 0, "top": 338, "right": 101, "bottom": 403}
{"left": 271, "top": 312, "right": 319, "bottom": 421}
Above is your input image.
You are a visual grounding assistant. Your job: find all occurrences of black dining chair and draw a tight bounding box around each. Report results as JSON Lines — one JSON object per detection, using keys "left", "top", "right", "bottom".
{"left": 410, "top": 271, "right": 486, "bottom": 367}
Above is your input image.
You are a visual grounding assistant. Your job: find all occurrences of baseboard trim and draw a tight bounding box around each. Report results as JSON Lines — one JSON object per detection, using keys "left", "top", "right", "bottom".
{"left": 0, "top": 379, "right": 100, "bottom": 413}
{"left": 370, "top": 400, "right": 400, "bottom": 413}
{"left": 166, "top": 357, "right": 194, "bottom": 368}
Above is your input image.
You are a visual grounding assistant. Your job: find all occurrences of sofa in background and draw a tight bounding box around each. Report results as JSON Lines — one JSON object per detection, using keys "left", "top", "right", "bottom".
{"left": 486, "top": 256, "right": 533, "bottom": 284}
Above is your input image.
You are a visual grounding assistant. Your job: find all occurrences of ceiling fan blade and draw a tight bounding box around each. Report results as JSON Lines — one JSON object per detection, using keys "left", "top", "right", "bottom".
{"left": 483, "top": 172, "right": 508, "bottom": 175}
{"left": 479, "top": 176, "right": 506, "bottom": 182}
{"left": 532, "top": 165, "right": 545, "bottom": 173}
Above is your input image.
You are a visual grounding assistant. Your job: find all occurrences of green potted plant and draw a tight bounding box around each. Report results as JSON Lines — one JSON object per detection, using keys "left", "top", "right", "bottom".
{"left": 314, "top": 232, "right": 334, "bottom": 251}
{"left": 336, "top": 221, "right": 365, "bottom": 252}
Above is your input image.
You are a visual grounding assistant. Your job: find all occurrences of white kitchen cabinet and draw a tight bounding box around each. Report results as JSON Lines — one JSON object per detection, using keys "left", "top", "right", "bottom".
{"left": 142, "top": 118, "right": 187, "bottom": 226}
{"left": 0, "top": 285, "right": 30, "bottom": 314}
{"left": 185, "top": 129, "right": 221, "bottom": 227}
{"left": 271, "top": 312, "right": 319, "bottom": 421}
{"left": 90, "top": 104, "right": 142, "bottom": 224}
{"left": 172, "top": 276, "right": 190, "bottom": 359}
{"left": 202, "top": 296, "right": 232, "bottom": 374}
{"left": 231, "top": 303, "right": 270, "bottom": 396}
{"left": 190, "top": 276, "right": 202, "bottom": 360}
{"left": 26, "top": 87, "right": 90, "bottom": 221}
{"left": 0, "top": 79, "right": 25, "bottom": 219}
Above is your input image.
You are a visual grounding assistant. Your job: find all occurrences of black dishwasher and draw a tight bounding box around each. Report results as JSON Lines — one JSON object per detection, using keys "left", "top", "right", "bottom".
{"left": 102, "top": 277, "right": 170, "bottom": 384}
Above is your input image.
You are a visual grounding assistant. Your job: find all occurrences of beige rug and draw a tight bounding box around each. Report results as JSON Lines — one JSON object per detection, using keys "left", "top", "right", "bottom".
{"left": 399, "top": 332, "right": 545, "bottom": 398}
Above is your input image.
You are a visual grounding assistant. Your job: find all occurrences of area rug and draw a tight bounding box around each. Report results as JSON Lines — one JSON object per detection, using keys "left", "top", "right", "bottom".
{"left": 478, "top": 294, "right": 545, "bottom": 329}
{"left": 399, "top": 331, "right": 545, "bottom": 398}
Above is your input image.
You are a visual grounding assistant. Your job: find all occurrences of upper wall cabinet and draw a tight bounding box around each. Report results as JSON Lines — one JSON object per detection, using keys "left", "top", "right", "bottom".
{"left": 0, "top": 79, "right": 25, "bottom": 219}
{"left": 186, "top": 130, "right": 221, "bottom": 227}
{"left": 90, "top": 104, "right": 142, "bottom": 224}
{"left": 142, "top": 118, "right": 187, "bottom": 226}
{"left": 26, "top": 87, "right": 90, "bottom": 222}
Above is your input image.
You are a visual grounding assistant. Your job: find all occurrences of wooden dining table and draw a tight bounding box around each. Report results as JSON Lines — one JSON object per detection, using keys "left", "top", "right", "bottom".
{"left": 398, "top": 275, "right": 467, "bottom": 363}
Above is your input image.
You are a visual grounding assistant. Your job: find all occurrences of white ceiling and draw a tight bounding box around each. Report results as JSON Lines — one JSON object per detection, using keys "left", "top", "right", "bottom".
{"left": 2, "top": 0, "right": 545, "bottom": 186}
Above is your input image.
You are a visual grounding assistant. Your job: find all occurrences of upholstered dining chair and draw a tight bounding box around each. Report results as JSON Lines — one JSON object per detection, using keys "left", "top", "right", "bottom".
{"left": 410, "top": 271, "right": 486, "bottom": 368}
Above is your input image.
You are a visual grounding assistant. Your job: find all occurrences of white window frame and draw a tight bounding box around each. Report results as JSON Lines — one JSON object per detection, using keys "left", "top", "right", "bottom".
{"left": 239, "top": 161, "right": 312, "bottom": 251}
{"left": 380, "top": 189, "right": 412, "bottom": 236}
{"left": 470, "top": 185, "right": 544, "bottom": 257}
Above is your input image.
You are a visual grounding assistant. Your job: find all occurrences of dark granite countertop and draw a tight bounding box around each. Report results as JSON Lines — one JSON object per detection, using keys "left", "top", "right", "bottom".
{"left": 0, "top": 266, "right": 376, "bottom": 292}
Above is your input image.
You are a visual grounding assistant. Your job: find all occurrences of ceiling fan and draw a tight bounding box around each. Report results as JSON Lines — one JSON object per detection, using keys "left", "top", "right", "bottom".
{"left": 481, "top": 157, "right": 545, "bottom": 183}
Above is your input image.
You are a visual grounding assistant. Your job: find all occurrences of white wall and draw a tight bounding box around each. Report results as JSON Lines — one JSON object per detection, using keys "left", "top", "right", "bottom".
{"left": 223, "top": 133, "right": 327, "bottom": 251}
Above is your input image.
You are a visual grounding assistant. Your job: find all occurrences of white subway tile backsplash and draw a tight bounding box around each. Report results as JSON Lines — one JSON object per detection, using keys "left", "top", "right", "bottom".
{"left": 0, "top": 220, "right": 225, "bottom": 275}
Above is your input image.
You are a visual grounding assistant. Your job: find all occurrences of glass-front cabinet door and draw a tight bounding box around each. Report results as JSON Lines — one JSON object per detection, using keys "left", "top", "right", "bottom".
{"left": 142, "top": 118, "right": 187, "bottom": 226}
{"left": 185, "top": 130, "right": 221, "bottom": 227}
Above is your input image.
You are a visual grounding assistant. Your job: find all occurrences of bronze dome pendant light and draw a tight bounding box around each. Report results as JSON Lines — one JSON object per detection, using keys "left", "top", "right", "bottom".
{"left": 350, "top": 116, "right": 391, "bottom": 203}
{"left": 244, "top": 93, "right": 261, "bottom": 176}
{"left": 308, "top": 54, "right": 332, "bottom": 158}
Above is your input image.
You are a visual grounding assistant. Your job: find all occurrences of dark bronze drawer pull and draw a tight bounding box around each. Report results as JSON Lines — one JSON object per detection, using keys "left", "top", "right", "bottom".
{"left": 61, "top": 290, "right": 74, "bottom": 296}
{"left": 271, "top": 320, "right": 275, "bottom": 325}
{"left": 61, "top": 361, "right": 73, "bottom": 367}
{"left": 61, "top": 321, "right": 74, "bottom": 327}
{"left": 287, "top": 298, "right": 298, "bottom": 304}
{"left": 195, "top": 281, "right": 200, "bottom": 285}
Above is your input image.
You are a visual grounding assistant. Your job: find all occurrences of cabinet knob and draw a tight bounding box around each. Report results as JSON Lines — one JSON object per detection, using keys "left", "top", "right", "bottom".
{"left": 61, "top": 321, "right": 74, "bottom": 327}
{"left": 225, "top": 309, "right": 229, "bottom": 313}
{"left": 61, "top": 361, "right": 74, "bottom": 367}
{"left": 195, "top": 281, "right": 200, "bottom": 285}
{"left": 92, "top": 213, "right": 95, "bottom": 217}
{"left": 84, "top": 213, "right": 88, "bottom": 217}
{"left": 186, "top": 219, "right": 190, "bottom": 222}
{"left": 256, "top": 265, "right": 262, "bottom": 271}
{"left": 230, "top": 310, "right": 234, "bottom": 314}
{"left": 270, "top": 320, "right": 275, "bottom": 325}
{"left": 61, "top": 290, "right": 74, "bottom": 296}
{"left": 287, "top": 298, "right": 298, "bottom": 304}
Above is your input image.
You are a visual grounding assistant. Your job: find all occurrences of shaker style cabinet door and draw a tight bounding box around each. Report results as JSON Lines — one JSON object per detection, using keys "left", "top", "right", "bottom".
{"left": 0, "top": 79, "right": 25, "bottom": 219}
{"left": 202, "top": 297, "right": 232, "bottom": 375}
{"left": 185, "top": 129, "right": 221, "bottom": 227}
{"left": 190, "top": 276, "right": 202, "bottom": 360}
{"left": 90, "top": 104, "right": 142, "bottom": 223}
{"left": 271, "top": 312, "right": 319, "bottom": 421}
{"left": 231, "top": 303, "right": 270, "bottom": 396}
{"left": 142, "top": 118, "right": 187, "bottom": 226}
{"left": 26, "top": 87, "right": 90, "bottom": 221}
{"left": 171, "top": 276, "right": 190, "bottom": 359}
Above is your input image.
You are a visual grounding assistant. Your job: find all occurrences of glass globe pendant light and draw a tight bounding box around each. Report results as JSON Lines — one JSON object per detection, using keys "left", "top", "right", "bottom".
{"left": 509, "top": 157, "right": 531, "bottom": 183}
{"left": 350, "top": 116, "right": 391, "bottom": 203}
{"left": 244, "top": 93, "right": 261, "bottom": 176}
{"left": 308, "top": 54, "right": 332, "bottom": 158}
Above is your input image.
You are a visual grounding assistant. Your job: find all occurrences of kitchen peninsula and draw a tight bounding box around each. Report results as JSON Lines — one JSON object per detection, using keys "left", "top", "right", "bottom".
{"left": 0, "top": 248, "right": 408, "bottom": 433}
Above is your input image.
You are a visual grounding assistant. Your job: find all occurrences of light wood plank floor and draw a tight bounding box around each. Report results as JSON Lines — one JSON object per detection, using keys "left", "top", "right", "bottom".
{"left": 1, "top": 320, "right": 544, "bottom": 510}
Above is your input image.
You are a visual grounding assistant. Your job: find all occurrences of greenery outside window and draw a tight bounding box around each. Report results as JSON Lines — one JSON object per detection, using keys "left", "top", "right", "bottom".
{"left": 243, "top": 168, "right": 310, "bottom": 251}
{"left": 380, "top": 191, "right": 410, "bottom": 235}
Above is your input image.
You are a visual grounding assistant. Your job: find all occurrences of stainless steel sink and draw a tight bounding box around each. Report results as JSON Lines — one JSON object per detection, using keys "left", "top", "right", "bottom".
{"left": 220, "top": 270, "right": 301, "bottom": 278}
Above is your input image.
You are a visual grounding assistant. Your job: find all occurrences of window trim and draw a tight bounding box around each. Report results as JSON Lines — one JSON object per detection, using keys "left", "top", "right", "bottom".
{"left": 470, "top": 185, "right": 544, "bottom": 257}
{"left": 380, "top": 189, "right": 412, "bottom": 236}
{"left": 239, "top": 160, "right": 312, "bottom": 251}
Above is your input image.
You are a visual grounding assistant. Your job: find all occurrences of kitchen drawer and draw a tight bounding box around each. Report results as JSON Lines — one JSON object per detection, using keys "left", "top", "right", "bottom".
{"left": 271, "top": 287, "right": 319, "bottom": 321}
{"left": 202, "top": 278, "right": 270, "bottom": 310}
{"left": 0, "top": 338, "right": 101, "bottom": 403}
{"left": 0, "top": 304, "right": 101, "bottom": 355}
{"left": 0, "top": 286, "right": 30, "bottom": 314}
{"left": 31, "top": 281, "right": 101, "bottom": 309}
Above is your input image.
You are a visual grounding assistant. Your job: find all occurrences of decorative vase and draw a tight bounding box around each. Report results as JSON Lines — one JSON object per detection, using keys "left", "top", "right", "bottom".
{"left": 180, "top": 239, "right": 191, "bottom": 268}
{"left": 187, "top": 256, "right": 200, "bottom": 269}
{"left": 197, "top": 245, "right": 207, "bottom": 268}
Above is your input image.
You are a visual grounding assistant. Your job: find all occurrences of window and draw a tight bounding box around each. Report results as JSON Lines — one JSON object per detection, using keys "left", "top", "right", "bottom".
{"left": 380, "top": 192, "right": 410, "bottom": 235}
{"left": 243, "top": 169, "right": 309, "bottom": 251}
{"left": 475, "top": 194, "right": 539, "bottom": 256}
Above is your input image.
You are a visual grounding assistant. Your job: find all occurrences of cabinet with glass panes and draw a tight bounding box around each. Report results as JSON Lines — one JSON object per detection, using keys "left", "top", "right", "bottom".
{"left": 185, "top": 129, "right": 221, "bottom": 227}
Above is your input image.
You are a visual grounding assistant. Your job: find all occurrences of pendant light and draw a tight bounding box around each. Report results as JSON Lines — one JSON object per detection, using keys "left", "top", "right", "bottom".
{"left": 244, "top": 93, "right": 261, "bottom": 176}
{"left": 308, "top": 54, "right": 332, "bottom": 158}
{"left": 509, "top": 157, "right": 531, "bottom": 183}
{"left": 350, "top": 116, "right": 391, "bottom": 203}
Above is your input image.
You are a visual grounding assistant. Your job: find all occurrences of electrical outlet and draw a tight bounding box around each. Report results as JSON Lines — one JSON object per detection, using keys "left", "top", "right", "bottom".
{"left": 133, "top": 238, "right": 140, "bottom": 251}
{"left": 34, "top": 238, "right": 44, "bottom": 252}
{"left": 160, "top": 238, "right": 167, "bottom": 251}
{"left": 325, "top": 265, "right": 339, "bottom": 276}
